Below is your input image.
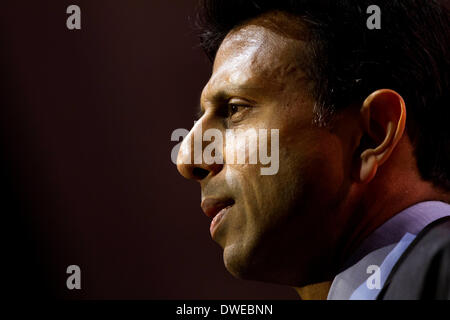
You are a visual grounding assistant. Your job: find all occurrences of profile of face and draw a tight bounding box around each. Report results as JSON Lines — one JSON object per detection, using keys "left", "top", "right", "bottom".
{"left": 177, "top": 12, "right": 392, "bottom": 286}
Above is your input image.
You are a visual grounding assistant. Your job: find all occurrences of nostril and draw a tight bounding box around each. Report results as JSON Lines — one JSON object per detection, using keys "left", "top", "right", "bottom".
{"left": 192, "top": 167, "right": 209, "bottom": 180}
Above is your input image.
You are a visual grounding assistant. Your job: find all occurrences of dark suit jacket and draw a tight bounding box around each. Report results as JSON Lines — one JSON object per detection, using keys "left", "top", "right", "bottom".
{"left": 377, "top": 216, "right": 450, "bottom": 299}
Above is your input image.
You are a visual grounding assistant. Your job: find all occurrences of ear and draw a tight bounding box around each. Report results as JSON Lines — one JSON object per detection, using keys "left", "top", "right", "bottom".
{"left": 355, "top": 89, "right": 406, "bottom": 183}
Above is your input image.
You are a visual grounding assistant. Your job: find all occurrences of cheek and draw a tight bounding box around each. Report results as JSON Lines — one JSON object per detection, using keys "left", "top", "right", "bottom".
{"left": 261, "top": 126, "right": 348, "bottom": 226}
{"left": 220, "top": 162, "right": 281, "bottom": 256}
{"left": 288, "top": 135, "right": 347, "bottom": 224}
{"left": 308, "top": 135, "right": 347, "bottom": 197}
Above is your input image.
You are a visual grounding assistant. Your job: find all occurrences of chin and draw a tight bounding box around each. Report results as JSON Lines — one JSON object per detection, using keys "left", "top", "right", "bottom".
{"left": 222, "top": 239, "right": 327, "bottom": 287}
{"left": 222, "top": 241, "right": 259, "bottom": 281}
{"left": 221, "top": 239, "right": 286, "bottom": 284}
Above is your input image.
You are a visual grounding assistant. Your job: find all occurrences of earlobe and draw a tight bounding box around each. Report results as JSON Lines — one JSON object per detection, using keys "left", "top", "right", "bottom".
{"left": 356, "top": 89, "right": 406, "bottom": 183}
{"left": 359, "top": 152, "right": 378, "bottom": 182}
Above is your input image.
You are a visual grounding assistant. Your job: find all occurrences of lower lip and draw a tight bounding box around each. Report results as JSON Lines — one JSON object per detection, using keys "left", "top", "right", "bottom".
{"left": 210, "top": 206, "right": 233, "bottom": 237}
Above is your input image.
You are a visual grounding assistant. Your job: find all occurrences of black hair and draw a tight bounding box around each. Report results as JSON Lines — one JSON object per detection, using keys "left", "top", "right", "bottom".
{"left": 196, "top": 0, "right": 450, "bottom": 190}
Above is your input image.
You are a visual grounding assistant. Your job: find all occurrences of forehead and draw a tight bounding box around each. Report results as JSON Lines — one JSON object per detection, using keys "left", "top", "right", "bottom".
{"left": 205, "top": 12, "right": 310, "bottom": 97}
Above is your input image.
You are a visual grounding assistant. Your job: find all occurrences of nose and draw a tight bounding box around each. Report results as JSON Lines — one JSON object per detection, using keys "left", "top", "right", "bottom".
{"left": 176, "top": 119, "right": 224, "bottom": 181}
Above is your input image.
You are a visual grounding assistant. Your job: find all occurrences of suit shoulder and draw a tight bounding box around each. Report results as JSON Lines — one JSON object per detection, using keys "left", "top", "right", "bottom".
{"left": 379, "top": 217, "right": 450, "bottom": 299}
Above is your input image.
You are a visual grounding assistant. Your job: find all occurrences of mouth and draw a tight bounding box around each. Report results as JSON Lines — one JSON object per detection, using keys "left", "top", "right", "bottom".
{"left": 201, "top": 198, "right": 235, "bottom": 236}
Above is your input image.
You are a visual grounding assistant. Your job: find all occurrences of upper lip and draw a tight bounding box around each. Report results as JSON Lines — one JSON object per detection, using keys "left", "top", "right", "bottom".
{"left": 201, "top": 198, "right": 235, "bottom": 218}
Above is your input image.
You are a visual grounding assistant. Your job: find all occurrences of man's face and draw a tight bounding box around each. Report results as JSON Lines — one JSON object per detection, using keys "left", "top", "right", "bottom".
{"left": 177, "top": 13, "right": 358, "bottom": 286}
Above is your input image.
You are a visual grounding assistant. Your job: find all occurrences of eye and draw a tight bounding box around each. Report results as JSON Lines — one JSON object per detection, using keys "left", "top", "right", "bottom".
{"left": 227, "top": 103, "right": 249, "bottom": 119}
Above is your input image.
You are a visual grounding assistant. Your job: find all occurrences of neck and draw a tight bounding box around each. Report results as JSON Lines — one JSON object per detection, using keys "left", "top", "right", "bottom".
{"left": 337, "top": 148, "right": 450, "bottom": 266}
{"left": 294, "top": 281, "right": 332, "bottom": 300}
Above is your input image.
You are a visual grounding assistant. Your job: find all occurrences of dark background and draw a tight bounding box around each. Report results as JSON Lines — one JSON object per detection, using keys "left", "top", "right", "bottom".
{"left": 1, "top": 1, "right": 297, "bottom": 299}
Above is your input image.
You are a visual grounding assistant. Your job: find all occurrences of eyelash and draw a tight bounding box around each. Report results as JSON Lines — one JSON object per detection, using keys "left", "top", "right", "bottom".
{"left": 228, "top": 104, "right": 244, "bottom": 116}
{"left": 196, "top": 103, "right": 251, "bottom": 122}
